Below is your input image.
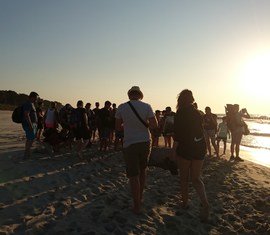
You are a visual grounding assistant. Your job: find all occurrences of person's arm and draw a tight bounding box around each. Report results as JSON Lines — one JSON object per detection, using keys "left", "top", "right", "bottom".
{"left": 217, "top": 123, "right": 221, "bottom": 133}
{"left": 83, "top": 112, "right": 89, "bottom": 130}
{"left": 24, "top": 110, "right": 33, "bottom": 131}
{"left": 213, "top": 114, "right": 218, "bottom": 132}
{"left": 148, "top": 116, "right": 158, "bottom": 130}
{"left": 115, "top": 118, "right": 123, "bottom": 132}
{"left": 244, "top": 110, "right": 250, "bottom": 118}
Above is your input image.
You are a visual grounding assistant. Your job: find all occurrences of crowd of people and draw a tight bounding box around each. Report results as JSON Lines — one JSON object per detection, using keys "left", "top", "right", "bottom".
{"left": 18, "top": 87, "right": 250, "bottom": 220}
{"left": 34, "top": 99, "right": 123, "bottom": 158}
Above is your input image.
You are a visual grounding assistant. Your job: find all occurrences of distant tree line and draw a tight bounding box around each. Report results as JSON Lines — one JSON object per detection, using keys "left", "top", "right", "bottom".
{"left": 0, "top": 90, "right": 62, "bottom": 110}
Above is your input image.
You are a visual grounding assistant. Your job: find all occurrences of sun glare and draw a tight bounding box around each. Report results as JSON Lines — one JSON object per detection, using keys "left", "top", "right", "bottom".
{"left": 239, "top": 52, "right": 270, "bottom": 97}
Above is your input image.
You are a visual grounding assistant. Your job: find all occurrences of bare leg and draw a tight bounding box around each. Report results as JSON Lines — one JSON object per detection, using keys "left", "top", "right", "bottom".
{"left": 164, "top": 136, "right": 168, "bottom": 148}
{"left": 139, "top": 168, "right": 147, "bottom": 202}
{"left": 223, "top": 141, "right": 226, "bottom": 154}
{"left": 205, "top": 137, "right": 211, "bottom": 156}
{"left": 217, "top": 140, "right": 220, "bottom": 156}
{"left": 178, "top": 157, "right": 191, "bottom": 207}
{"left": 129, "top": 176, "right": 141, "bottom": 214}
{"left": 168, "top": 136, "right": 172, "bottom": 148}
{"left": 235, "top": 144, "right": 240, "bottom": 157}
{"left": 210, "top": 137, "right": 219, "bottom": 157}
{"left": 24, "top": 140, "right": 34, "bottom": 159}
{"left": 36, "top": 129, "right": 43, "bottom": 141}
{"left": 190, "top": 160, "right": 209, "bottom": 220}
{"left": 92, "top": 129, "right": 96, "bottom": 142}
{"left": 230, "top": 142, "right": 235, "bottom": 157}
{"left": 77, "top": 139, "right": 89, "bottom": 158}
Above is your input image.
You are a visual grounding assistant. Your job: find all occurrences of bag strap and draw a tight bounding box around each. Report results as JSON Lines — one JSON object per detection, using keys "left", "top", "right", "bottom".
{"left": 127, "top": 101, "right": 149, "bottom": 128}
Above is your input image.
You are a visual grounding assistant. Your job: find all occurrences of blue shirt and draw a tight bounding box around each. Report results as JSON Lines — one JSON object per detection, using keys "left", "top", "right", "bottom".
{"left": 22, "top": 101, "right": 37, "bottom": 125}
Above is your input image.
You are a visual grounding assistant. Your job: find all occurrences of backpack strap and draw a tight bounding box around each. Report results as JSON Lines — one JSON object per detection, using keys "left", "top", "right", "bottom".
{"left": 127, "top": 101, "right": 149, "bottom": 128}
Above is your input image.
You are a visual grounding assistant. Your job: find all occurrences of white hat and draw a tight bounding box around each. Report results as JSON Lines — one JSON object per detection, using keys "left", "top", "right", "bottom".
{"left": 127, "top": 86, "right": 143, "bottom": 99}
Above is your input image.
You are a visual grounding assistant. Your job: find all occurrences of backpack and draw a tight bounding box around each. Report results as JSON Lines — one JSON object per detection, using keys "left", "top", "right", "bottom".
{"left": 12, "top": 106, "right": 23, "bottom": 123}
{"left": 225, "top": 104, "right": 237, "bottom": 131}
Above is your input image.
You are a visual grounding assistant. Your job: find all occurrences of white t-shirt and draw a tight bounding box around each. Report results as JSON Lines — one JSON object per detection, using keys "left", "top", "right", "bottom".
{"left": 217, "top": 122, "right": 229, "bottom": 138}
{"left": 115, "top": 100, "right": 155, "bottom": 148}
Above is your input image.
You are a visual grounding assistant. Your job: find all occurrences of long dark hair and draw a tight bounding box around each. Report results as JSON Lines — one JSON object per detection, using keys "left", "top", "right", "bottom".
{"left": 176, "top": 89, "right": 194, "bottom": 112}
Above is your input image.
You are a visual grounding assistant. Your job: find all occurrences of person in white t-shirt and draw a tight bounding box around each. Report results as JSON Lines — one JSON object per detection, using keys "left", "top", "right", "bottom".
{"left": 115, "top": 86, "right": 158, "bottom": 214}
{"left": 216, "top": 116, "right": 230, "bottom": 156}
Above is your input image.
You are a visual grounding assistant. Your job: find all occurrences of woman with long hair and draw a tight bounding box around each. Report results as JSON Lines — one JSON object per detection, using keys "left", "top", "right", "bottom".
{"left": 173, "top": 89, "right": 209, "bottom": 221}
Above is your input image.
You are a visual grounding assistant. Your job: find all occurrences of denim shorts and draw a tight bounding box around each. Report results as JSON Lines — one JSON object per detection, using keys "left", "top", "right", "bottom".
{"left": 23, "top": 123, "right": 37, "bottom": 141}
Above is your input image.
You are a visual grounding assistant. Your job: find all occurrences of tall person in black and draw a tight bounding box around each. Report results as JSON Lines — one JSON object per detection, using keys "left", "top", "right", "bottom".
{"left": 74, "top": 100, "right": 90, "bottom": 158}
{"left": 173, "top": 89, "right": 209, "bottom": 222}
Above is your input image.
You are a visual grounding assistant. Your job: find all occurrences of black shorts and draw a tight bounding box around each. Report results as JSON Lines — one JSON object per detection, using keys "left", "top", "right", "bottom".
{"left": 123, "top": 142, "right": 151, "bottom": 178}
{"left": 75, "top": 127, "right": 90, "bottom": 140}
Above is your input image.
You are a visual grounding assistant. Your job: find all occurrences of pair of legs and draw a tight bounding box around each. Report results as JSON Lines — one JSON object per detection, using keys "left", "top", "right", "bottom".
{"left": 164, "top": 135, "right": 173, "bottom": 148}
{"left": 123, "top": 142, "right": 151, "bottom": 214}
{"left": 109, "top": 129, "right": 115, "bottom": 144}
{"left": 129, "top": 168, "right": 147, "bottom": 214}
{"left": 23, "top": 124, "right": 37, "bottom": 159}
{"left": 178, "top": 157, "right": 209, "bottom": 220}
{"left": 75, "top": 127, "right": 90, "bottom": 158}
{"left": 230, "top": 130, "right": 243, "bottom": 160}
{"left": 92, "top": 127, "right": 100, "bottom": 142}
{"left": 205, "top": 130, "right": 219, "bottom": 157}
{"left": 99, "top": 128, "right": 110, "bottom": 151}
{"left": 76, "top": 138, "right": 89, "bottom": 158}
{"left": 99, "top": 138, "right": 109, "bottom": 151}
{"left": 217, "top": 138, "right": 227, "bottom": 156}
{"left": 36, "top": 127, "right": 43, "bottom": 141}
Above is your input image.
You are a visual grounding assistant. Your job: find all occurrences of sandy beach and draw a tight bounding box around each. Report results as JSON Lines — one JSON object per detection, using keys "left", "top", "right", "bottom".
{"left": 0, "top": 111, "right": 270, "bottom": 234}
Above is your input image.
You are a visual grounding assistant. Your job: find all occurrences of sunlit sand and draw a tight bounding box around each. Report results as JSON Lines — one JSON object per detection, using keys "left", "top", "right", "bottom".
{"left": 0, "top": 111, "right": 269, "bottom": 234}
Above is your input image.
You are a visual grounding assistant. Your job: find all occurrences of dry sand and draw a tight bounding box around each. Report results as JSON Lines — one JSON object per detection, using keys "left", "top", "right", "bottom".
{"left": 0, "top": 111, "right": 269, "bottom": 234}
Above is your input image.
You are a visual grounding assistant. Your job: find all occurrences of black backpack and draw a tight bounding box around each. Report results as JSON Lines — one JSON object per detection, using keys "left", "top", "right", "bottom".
{"left": 225, "top": 104, "right": 237, "bottom": 131}
{"left": 12, "top": 106, "right": 23, "bottom": 123}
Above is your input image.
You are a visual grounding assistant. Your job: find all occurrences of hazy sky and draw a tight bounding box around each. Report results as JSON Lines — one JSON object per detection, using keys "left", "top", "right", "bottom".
{"left": 1, "top": 0, "right": 270, "bottom": 114}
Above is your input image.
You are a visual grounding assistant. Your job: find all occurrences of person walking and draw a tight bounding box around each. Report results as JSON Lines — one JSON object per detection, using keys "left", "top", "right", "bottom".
{"left": 73, "top": 100, "right": 90, "bottom": 158}
{"left": 203, "top": 106, "right": 219, "bottom": 157}
{"left": 115, "top": 86, "right": 158, "bottom": 214}
{"left": 173, "top": 89, "right": 209, "bottom": 221}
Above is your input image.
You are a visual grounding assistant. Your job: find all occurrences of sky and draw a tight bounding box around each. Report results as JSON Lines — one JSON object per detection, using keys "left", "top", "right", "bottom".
{"left": 1, "top": 0, "right": 270, "bottom": 114}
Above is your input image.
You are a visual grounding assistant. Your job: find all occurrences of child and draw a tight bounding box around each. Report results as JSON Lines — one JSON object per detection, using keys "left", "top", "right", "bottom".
{"left": 217, "top": 116, "right": 230, "bottom": 156}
